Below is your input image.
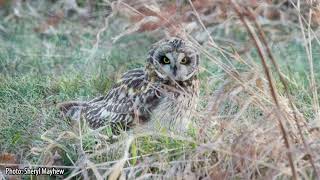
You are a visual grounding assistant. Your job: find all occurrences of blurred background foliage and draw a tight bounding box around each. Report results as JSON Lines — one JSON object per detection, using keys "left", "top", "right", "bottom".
{"left": 0, "top": 0, "right": 320, "bottom": 179}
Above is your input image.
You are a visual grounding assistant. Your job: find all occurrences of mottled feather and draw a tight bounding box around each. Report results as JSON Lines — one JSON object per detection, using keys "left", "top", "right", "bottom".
{"left": 58, "top": 37, "right": 200, "bottom": 133}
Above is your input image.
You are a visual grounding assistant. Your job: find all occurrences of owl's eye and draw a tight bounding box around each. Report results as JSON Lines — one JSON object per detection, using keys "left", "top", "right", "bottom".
{"left": 160, "top": 56, "right": 170, "bottom": 64}
{"left": 180, "top": 57, "right": 190, "bottom": 64}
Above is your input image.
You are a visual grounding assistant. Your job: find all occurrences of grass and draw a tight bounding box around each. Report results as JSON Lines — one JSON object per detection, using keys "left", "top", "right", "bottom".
{"left": 0, "top": 1, "right": 320, "bottom": 179}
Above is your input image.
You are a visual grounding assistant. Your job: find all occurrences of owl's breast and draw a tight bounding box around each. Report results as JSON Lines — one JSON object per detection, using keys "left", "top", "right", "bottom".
{"left": 146, "top": 91, "right": 197, "bottom": 132}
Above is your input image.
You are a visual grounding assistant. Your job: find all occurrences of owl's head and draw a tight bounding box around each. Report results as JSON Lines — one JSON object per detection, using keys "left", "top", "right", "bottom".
{"left": 147, "top": 37, "right": 200, "bottom": 82}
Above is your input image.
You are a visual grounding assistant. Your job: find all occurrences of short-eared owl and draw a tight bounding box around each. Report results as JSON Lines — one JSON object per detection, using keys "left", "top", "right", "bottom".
{"left": 59, "top": 37, "right": 200, "bottom": 133}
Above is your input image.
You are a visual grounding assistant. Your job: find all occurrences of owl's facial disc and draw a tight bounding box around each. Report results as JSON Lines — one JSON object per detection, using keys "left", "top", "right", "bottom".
{"left": 157, "top": 52, "right": 193, "bottom": 81}
{"left": 148, "top": 38, "right": 199, "bottom": 82}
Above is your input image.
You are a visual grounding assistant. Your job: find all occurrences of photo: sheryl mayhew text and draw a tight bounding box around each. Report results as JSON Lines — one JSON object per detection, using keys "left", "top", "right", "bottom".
{"left": 0, "top": 0, "right": 319, "bottom": 179}
{"left": 5, "top": 167, "right": 65, "bottom": 176}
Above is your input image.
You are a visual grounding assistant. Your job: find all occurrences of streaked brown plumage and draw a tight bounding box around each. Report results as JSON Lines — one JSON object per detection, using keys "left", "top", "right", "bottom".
{"left": 58, "top": 37, "right": 200, "bottom": 133}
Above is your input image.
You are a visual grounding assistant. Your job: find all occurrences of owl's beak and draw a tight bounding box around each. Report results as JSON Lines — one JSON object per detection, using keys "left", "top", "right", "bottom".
{"left": 172, "top": 65, "right": 177, "bottom": 76}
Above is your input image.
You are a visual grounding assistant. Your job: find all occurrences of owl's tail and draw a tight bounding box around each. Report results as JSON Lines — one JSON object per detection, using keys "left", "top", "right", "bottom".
{"left": 57, "top": 101, "right": 88, "bottom": 121}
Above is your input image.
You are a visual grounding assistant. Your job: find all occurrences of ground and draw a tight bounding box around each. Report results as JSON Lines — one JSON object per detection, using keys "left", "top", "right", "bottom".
{"left": 0, "top": 0, "right": 320, "bottom": 179}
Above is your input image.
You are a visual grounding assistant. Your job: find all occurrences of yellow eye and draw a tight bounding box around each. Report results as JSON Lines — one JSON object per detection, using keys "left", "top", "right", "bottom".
{"left": 162, "top": 56, "right": 170, "bottom": 64}
{"left": 181, "top": 57, "right": 188, "bottom": 64}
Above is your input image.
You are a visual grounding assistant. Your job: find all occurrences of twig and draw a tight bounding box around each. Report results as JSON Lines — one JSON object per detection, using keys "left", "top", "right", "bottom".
{"left": 246, "top": 7, "right": 320, "bottom": 179}
{"left": 107, "top": 135, "right": 134, "bottom": 180}
{"left": 230, "top": 1, "right": 298, "bottom": 179}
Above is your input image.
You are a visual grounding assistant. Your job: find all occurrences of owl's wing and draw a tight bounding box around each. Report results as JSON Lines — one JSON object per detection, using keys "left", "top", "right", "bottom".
{"left": 83, "top": 68, "right": 160, "bottom": 130}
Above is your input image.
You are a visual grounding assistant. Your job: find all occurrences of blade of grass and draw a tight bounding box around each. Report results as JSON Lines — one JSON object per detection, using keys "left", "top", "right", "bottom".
{"left": 231, "top": 1, "right": 298, "bottom": 179}
{"left": 246, "top": 7, "right": 320, "bottom": 178}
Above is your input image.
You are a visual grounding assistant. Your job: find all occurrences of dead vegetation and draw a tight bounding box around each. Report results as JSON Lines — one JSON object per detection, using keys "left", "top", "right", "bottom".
{"left": 0, "top": 0, "right": 320, "bottom": 179}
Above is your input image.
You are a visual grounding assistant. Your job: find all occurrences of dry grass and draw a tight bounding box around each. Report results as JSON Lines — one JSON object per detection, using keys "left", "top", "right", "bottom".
{"left": 0, "top": 0, "right": 320, "bottom": 179}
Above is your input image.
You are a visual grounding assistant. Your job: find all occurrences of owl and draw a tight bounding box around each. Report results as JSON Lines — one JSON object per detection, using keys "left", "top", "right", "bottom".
{"left": 58, "top": 37, "right": 200, "bottom": 133}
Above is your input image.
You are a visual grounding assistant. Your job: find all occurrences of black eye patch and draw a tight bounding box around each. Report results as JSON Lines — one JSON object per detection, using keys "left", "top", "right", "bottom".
{"left": 159, "top": 55, "right": 170, "bottom": 64}
{"left": 180, "top": 57, "right": 191, "bottom": 64}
